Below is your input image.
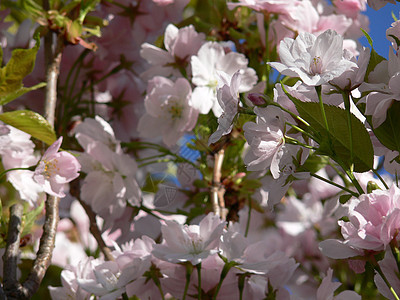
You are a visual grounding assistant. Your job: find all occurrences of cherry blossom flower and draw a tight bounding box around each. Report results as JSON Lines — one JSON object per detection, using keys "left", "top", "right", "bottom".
{"left": 75, "top": 117, "right": 141, "bottom": 227}
{"left": 359, "top": 50, "right": 400, "bottom": 127}
{"left": 277, "top": 194, "right": 338, "bottom": 237}
{"left": 33, "top": 137, "right": 81, "bottom": 198}
{"left": 374, "top": 249, "right": 400, "bottom": 299}
{"left": 152, "top": 213, "right": 226, "bottom": 265}
{"left": 138, "top": 76, "right": 198, "bottom": 147}
{"left": 141, "top": 23, "right": 205, "bottom": 80}
{"left": 78, "top": 141, "right": 141, "bottom": 226}
{"left": 74, "top": 116, "right": 119, "bottom": 151}
{"left": 243, "top": 106, "right": 286, "bottom": 178}
{"left": 269, "top": 29, "right": 356, "bottom": 86}
{"left": 320, "top": 185, "right": 400, "bottom": 259}
{"left": 77, "top": 261, "right": 127, "bottom": 300}
{"left": 317, "top": 268, "right": 361, "bottom": 300}
{"left": 49, "top": 257, "right": 102, "bottom": 300}
{"left": 220, "top": 225, "right": 297, "bottom": 275}
{"left": 208, "top": 71, "right": 241, "bottom": 145}
{"left": 279, "top": 0, "right": 352, "bottom": 37}
{"left": 387, "top": 20, "right": 400, "bottom": 51}
{"left": 227, "top": 0, "right": 299, "bottom": 14}
{"left": 0, "top": 125, "right": 44, "bottom": 205}
{"left": 333, "top": 0, "right": 367, "bottom": 19}
{"left": 190, "top": 41, "right": 257, "bottom": 116}
{"left": 330, "top": 46, "right": 370, "bottom": 91}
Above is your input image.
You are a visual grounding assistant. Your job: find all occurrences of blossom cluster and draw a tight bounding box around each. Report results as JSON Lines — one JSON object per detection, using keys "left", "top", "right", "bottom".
{"left": 3, "top": 0, "right": 400, "bottom": 299}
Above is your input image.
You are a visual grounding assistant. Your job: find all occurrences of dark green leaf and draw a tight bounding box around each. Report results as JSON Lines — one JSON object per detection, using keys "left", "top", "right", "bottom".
{"left": 0, "top": 110, "right": 57, "bottom": 145}
{"left": 289, "top": 99, "right": 373, "bottom": 172}
{"left": 339, "top": 194, "right": 352, "bottom": 204}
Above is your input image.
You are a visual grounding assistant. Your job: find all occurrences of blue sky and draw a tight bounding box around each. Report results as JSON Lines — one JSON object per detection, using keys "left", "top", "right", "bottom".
{"left": 360, "top": 2, "right": 399, "bottom": 58}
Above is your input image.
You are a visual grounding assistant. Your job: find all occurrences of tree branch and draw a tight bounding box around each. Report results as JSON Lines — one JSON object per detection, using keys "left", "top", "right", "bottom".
{"left": 78, "top": 200, "right": 115, "bottom": 261}
{"left": 3, "top": 203, "right": 24, "bottom": 298}
{"left": 44, "top": 33, "right": 64, "bottom": 127}
{"left": 3, "top": 30, "right": 66, "bottom": 299}
{"left": 22, "top": 196, "right": 60, "bottom": 297}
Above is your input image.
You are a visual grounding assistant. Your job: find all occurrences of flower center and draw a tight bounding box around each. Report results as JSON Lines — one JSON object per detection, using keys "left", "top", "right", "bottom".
{"left": 43, "top": 159, "right": 60, "bottom": 179}
{"left": 167, "top": 101, "right": 184, "bottom": 120}
{"left": 310, "top": 56, "right": 322, "bottom": 75}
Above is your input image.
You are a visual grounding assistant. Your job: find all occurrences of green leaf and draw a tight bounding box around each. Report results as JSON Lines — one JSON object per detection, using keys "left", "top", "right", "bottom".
{"left": 0, "top": 34, "right": 42, "bottom": 104}
{"left": 0, "top": 82, "right": 46, "bottom": 106}
{"left": 298, "top": 154, "right": 329, "bottom": 173}
{"left": 370, "top": 101, "right": 400, "bottom": 152}
{"left": 290, "top": 100, "right": 373, "bottom": 172}
{"left": 5, "top": 34, "right": 40, "bottom": 81}
{"left": 339, "top": 194, "right": 352, "bottom": 204}
{"left": 360, "top": 29, "right": 386, "bottom": 81}
{"left": 365, "top": 48, "right": 386, "bottom": 81}
{"left": 0, "top": 110, "right": 57, "bottom": 145}
{"left": 361, "top": 28, "right": 373, "bottom": 47}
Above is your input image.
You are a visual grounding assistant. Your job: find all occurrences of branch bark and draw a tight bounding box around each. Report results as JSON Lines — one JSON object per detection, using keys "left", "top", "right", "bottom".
{"left": 2, "top": 203, "right": 23, "bottom": 299}
{"left": 21, "top": 195, "right": 60, "bottom": 297}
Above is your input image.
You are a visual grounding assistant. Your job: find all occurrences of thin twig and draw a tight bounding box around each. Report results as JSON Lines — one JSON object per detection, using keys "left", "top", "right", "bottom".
{"left": 78, "top": 200, "right": 115, "bottom": 261}
{"left": 211, "top": 149, "right": 227, "bottom": 220}
{"left": 3, "top": 203, "right": 24, "bottom": 298}
{"left": 44, "top": 33, "right": 64, "bottom": 127}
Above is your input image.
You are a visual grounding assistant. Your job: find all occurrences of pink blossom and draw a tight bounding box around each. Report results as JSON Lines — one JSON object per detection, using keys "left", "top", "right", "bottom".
{"left": 330, "top": 46, "right": 370, "bottom": 90}
{"left": 0, "top": 125, "right": 45, "bottom": 205}
{"left": 33, "top": 137, "right": 81, "bottom": 198}
{"left": 279, "top": 1, "right": 352, "bottom": 37}
{"left": 387, "top": 20, "right": 400, "bottom": 50}
{"left": 190, "top": 41, "right": 257, "bottom": 116}
{"left": 277, "top": 194, "right": 338, "bottom": 237}
{"left": 374, "top": 249, "right": 400, "bottom": 299}
{"left": 152, "top": 0, "right": 175, "bottom": 6}
{"left": 141, "top": 23, "right": 205, "bottom": 80}
{"left": 49, "top": 257, "right": 102, "bottom": 300}
{"left": 243, "top": 106, "right": 285, "bottom": 177}
{"left": 208, "top": 71, "right": 241, "bottom": 145}
{"left": 78, "top": 141, "right": 141, "bottom": 225}
{"left": 317, "top": 268, "right": 361, "bottom": 300}
{"left": 269, "top": 29, "right": 357, "bottom": 86}
{"left": 359, "top": 50, "right": 400, "bottom": 127}
{"left": 152, "top": 213, "right": 226, "bottom": 265}
{"left": 220, "top": 226, "right": 298, "bottom": 276}
{"left": 333, "top": 0, "right": 367, "bottom": 19}
{"left": 138, "top": 76, "right": 198, "bottom": 147}
{"left": 227, "top": 0, "right": 299, "bottom": 14}
{"left": 320, "top": 185, "right": 400, "bottom": 259}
